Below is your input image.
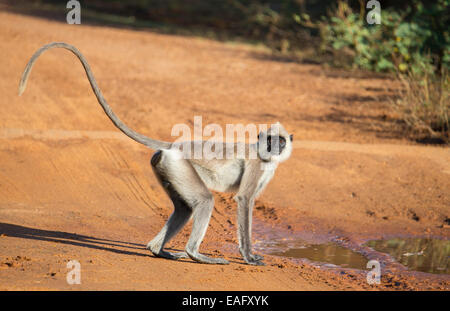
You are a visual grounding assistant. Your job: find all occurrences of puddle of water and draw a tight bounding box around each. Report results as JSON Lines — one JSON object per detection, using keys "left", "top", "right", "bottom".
{"left": 268, "top": 241, "right": 369, "bottom": 270}
{"left": 365, "top": 238, "right": 450, "bottom": 274}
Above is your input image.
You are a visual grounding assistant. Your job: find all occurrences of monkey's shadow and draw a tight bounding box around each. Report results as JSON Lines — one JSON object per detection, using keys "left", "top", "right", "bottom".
{"left": 0, "top": 222, "right": 238, "bottom": 264}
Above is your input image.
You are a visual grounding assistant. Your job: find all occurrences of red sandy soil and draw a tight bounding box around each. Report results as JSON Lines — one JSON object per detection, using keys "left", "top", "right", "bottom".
{"left": 0, "top": 8, "right": 448, "bottom": 290}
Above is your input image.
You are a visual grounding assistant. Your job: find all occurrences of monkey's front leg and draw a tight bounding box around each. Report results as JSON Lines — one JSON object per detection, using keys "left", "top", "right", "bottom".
{"left": 235, "top": 195, "right": 265, "bottom": 266}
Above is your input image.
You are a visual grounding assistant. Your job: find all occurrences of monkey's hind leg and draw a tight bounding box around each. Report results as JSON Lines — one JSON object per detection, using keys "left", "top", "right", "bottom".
{"left": 148, "top": 150, "right": 228, "bottom": 265}
{"left": 146, "top": 202, "right": 191, "bottom": 260}
{"left": 146, "top": 151, "right": 191, "bottom": 260}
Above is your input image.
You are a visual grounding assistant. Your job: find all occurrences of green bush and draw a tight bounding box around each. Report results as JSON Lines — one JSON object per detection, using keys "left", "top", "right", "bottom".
{"left": 300, "top": 0, "right": 449, "bottom": 74}
{"left": 294, "top": 0, "right": 449, "bottom": 142}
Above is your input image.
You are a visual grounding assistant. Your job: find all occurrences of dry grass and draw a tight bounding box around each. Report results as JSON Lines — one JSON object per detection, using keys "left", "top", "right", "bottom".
{"left": 393, "top": 68, "right": 449, "bottom": 144}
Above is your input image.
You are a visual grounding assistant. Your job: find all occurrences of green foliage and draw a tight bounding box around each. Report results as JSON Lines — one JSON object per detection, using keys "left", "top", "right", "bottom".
{"left": 301, "top": 0, "right": 450, "bottom": 142}
{"left": 314, "top": 0, "right": 449, "bottom": 74}
{"left": 38, "top": 0, "right": 324, "bottom": 51}
{"left": 293, "top": 0, "right": 449, "bottom": 142}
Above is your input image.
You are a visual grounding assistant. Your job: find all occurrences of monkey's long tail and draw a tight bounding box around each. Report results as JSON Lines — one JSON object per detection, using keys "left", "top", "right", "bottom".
{"left": 18, "top": 42, "right": 172, "bottom": 150}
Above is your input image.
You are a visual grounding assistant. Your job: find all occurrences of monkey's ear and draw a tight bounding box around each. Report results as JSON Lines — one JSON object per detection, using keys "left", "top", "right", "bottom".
{"left": 290, "top": 134, "right": 293, "bottom": 142}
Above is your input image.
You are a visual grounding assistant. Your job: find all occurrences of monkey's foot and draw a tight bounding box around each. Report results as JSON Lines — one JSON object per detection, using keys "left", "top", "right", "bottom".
{"left": 241, "top": 253, "right": 265, "bottom": 266}
{"left": 152, "top": 249, "right": 189, "bottom": 260}
{"left": 240, "top": 250, "right": 265, "bottom": 263}
{"left": 147, "top": 243, "right": 189, "bottom": 260}
{"left": 249, "top": 253, "right": 264, "bottom": 261}
{"left": 244, "top": 258, "right": 266, "bottom": 266}
{"left": 186, "top": 251, "right": 229, "bottom": 265}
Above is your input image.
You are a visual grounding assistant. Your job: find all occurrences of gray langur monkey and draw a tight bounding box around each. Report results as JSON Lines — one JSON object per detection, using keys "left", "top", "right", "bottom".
{"left": 18, "top": 42, "right": 293, "bottom": 265}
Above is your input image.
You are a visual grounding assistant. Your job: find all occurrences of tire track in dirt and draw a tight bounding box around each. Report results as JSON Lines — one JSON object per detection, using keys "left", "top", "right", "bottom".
{"left": 294, "top": 140, "right": 450, "bottom": 174}
{"left": 99, "top": 142, "right": 161, "bottom": 214}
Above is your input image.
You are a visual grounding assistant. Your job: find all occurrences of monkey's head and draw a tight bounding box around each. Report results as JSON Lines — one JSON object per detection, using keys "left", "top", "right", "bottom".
{"left": 257, "top": 122, "right": 293, "bottom": 163}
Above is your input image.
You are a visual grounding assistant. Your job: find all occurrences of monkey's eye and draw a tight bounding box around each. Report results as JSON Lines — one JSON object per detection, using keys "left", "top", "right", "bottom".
{"left": 279, "top": 136, "right": 286, "bottom": 148}
{"left": 266, "top": 136, "right": 272, "bottom": 153}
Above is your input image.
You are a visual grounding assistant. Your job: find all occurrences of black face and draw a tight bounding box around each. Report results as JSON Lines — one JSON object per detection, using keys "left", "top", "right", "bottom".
{"left": 267, "top": 135, "right": 286, "bottom": 154}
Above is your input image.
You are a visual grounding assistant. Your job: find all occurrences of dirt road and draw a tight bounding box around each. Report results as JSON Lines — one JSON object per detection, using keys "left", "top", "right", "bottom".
{"left": 0, "top": 9, "right": 448, "bottom": 290}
